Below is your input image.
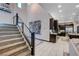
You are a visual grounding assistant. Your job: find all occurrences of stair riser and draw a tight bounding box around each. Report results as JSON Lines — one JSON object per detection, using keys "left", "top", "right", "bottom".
{"left": 0, "top": 24, "right": 16, "bottom": 26}
{"left": 16, "top": 49, "right": 31, "bottom": 56}
{"left": 0, "top": 38, "right": 23, "bottom": 47}
{"left": 0, "top": 33, "right": 20, "bottom": 36}
{"left": 0, "top": 28, "right": 18, "bottom": 31}
{"left": 0, "top": 43, "right": 26, "bottom": 54}
{"left": 0, "top": 26, "right": 17, "bottom": 28}
{"left": 0, "top": 35, "right": 22, "bottom": 41}
{"left": 0, "top": 25, "right": 16, "bottom": 26}
{"left": 0, "top": 30, "right": 18, "bottom": 31}
{"left": 11, "top": 47, "right": 28, "bottom": 56}
{"left": 9, "top": 47, "right": 27, "bottom": 56}
{"left": 0, "top": 32, "right": 20, "bottom": 35}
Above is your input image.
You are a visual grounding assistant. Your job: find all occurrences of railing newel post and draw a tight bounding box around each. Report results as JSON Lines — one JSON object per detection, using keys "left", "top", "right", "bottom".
{"left": 31, "top": 32, "right": 35, "bottom": 56}
{"left": 16, "top": 13, "right": 18, "bottom": 25}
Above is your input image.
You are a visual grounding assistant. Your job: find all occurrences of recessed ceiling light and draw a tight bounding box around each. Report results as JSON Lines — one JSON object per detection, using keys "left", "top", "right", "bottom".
{"left": 58, "top": 5, "right": 62, "bottom": 8}
{"left": 72, "top": 13, "right": 76, "bottom": 15}
{"left": 59, "top": 10, "right": 62, "bottom": 13}
{"left": 76, "top": 5, "right": 79, "bottom": 8}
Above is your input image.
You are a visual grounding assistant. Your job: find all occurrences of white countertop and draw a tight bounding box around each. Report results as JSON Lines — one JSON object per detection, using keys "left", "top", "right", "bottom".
{"left": 68, "top": 33, "right": 79, "bottom": 35}
{"left": 49, "top": 30, "right": 57, "bottom": 35}
{"left": 70, "top": 39, "right": 79, "bottom": 55}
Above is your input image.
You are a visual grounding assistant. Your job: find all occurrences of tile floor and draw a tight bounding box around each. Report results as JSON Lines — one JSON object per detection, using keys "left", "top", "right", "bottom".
{"left": 35, "top": 36, "right": 69, "bottom": 56}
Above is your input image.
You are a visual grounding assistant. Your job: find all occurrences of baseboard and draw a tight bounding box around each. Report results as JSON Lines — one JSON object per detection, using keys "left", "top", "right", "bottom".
{"left": 35, "top": 38, "right": 50, "bottom": 42}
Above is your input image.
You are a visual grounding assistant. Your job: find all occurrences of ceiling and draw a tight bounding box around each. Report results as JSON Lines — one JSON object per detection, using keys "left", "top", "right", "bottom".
{"left": 39, "top": 3, "right": 79, "bottom": 23}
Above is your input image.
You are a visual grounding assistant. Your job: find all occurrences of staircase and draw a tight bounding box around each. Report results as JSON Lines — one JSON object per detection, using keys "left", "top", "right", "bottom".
{"left": 0, "top": 24, "right": 31, "bottom": 56}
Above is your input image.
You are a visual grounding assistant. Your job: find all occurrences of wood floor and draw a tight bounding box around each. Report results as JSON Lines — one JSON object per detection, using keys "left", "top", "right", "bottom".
{"left": 35, "top": 36, "right": 69, "bottom": 56}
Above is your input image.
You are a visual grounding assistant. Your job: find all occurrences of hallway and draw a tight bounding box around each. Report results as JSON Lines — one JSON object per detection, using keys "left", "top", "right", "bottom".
{"left": 35, "top": 36, "right": 69, "bottom": 56}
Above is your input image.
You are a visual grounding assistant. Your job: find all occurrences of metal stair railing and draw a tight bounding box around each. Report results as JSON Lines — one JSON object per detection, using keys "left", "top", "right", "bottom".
{"left": 12, "top": 13, "right": 35, "bottom": 56}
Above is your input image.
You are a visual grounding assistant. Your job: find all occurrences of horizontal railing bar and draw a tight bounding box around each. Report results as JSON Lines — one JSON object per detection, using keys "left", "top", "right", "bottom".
{"left": 12, "top": 14, "right": 32, "bottom": 33}
{"left": 15, "top": 15, "right": 32, "bottom": 33}
{"left": 18, "top": 21, "right": 32, "bottom": 33}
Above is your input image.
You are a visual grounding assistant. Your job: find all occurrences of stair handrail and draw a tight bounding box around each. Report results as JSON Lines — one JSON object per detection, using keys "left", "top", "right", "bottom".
{"left": 17, "top": 16, "right": 32, "bottom": 33}
{"left": 12, "top": 13, "right": 35, "bottom": 56}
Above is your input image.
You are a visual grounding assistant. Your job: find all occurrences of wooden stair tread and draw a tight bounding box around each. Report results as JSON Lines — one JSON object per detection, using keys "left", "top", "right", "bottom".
{"left": 0, "top": 28, "right": 18, "bottom": 31}
{"left": 0, "top": 24, "right": 16, "bottom": 25}
{"left": 0, "top": 37, "right": 23, "bottom": 43}
{"left": 17, "top": 50, "right": 31, "bottom": 56}
{"left": 0, "top": 34, "right": 22, "bottom": 41}
{"left": 0, "top": 24, "right": 16, "bottom": 26}
{"left": 0, "top": 41, "right": 25, "bottom": 50}
{"left": 1, "top": 45, "right": 27, "bottom": 56}
{"left": 0, "top": 34, "right": 21, "bottom": 38}
{"left": 0, "top": 31, "right": 19, "bottom": 33}
{"left": 0, "top": 26, "right": 17, "bottom": 28}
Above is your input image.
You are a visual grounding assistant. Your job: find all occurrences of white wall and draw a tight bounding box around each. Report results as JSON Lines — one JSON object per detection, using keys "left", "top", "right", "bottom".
{"left": 14, "top": 3, "right": 52, "bottom": 41}
{"left": 25, "top": 4, "right": 51, "bottom": 41}
{"left": 0, "top": 3, "right": 15, "bottom": 24}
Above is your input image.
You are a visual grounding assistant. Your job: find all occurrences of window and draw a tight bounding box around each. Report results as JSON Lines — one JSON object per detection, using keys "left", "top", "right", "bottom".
{"left": 66, "top": 26, "right": 73, "bottom": 33}
{"left": 17, "top": 3, "right": 22, "bottom": 8}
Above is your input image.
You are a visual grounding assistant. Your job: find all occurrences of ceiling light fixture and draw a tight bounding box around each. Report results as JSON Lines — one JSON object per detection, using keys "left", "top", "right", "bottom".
{"left": 58, "top": 5, "right": 62, "bottom": 8}
{"left": 72, "top": 13, "right": 76, "bottom": 15}
{"left": 76, "top": 5, "right": 79, "bottom": 8}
